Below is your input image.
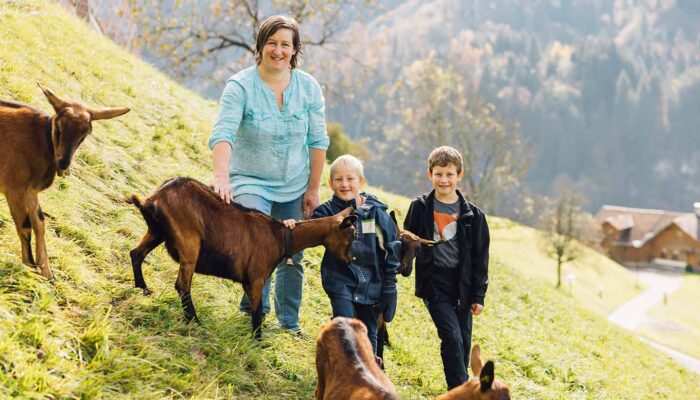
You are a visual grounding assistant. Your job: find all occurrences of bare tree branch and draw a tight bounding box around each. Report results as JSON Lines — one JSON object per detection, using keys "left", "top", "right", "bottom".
{"left": 132, "top": 0, "right": 367, "bottom": 83}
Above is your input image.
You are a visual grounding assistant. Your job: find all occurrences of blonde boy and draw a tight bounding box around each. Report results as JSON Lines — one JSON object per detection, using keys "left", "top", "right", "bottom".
{"left": 286, "top": 155, "right": 401, "bottom": 356}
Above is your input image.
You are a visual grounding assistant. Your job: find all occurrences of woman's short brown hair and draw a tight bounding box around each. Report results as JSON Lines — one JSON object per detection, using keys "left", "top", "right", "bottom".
{"left": 428, "top": 146, "right": 463, "bottom": 174}
{"left": 255, "top": 15, "right": 304, "bottom": 69}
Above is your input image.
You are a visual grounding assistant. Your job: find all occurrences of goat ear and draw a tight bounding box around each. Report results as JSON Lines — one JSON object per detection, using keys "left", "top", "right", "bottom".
{"left": 340, "top": 214, "right": 357, "bottom": 229}
{"left": 470, "top": 344, "right": 483, "bottom": 376}
{"left": 338, "top": 207, "right": 353, "bottom": 217}
{"left": 89, "top": 106, "right": 131, "bottom": 121}
{"left": 38, "top": 83, "right": 66, "bottom": 112}
{"left": 479, "top": 361, "right": 495, "bottom": 393}
{"left": 390, "top": 210, "right": 398, "bottom": 227}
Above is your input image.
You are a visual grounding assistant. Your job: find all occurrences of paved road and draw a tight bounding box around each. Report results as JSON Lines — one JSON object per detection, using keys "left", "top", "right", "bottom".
{"left": 607, "top": 268, "right": 700, "bottom": 374}
{"left": 607, "top": 270, "right": 682, "bottom": 330}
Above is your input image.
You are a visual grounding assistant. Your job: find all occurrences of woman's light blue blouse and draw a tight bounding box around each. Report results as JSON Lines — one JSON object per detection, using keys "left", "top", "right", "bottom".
{"left": 208, "top": 66, "right": 329, "bottom": 202}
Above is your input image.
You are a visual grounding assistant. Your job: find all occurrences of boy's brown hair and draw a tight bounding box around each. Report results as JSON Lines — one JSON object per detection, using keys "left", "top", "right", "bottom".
{"left": 428, "top": 146, "right": 463, "bottom": 174}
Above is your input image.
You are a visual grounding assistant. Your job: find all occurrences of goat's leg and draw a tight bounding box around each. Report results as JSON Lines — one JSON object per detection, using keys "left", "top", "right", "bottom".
{"left": 129, "top": 229, "right": 163, "bottom": 295}
{"left": 173, "top": 235, "right": 200, "bottom": 323}
{"left": 25, "top": 192, "right": 53, "bottom": 280}
{"left": 376, "top": 318, "right": 387, "bottom": 370}
{"left": 175, "top": 262, "right": 199, "bottom": 324}
{"left": 6, "top": 193, "right": 35, "bottom": 267}
{"left": 244, "top": 279, "right": 265, "bottom": 339}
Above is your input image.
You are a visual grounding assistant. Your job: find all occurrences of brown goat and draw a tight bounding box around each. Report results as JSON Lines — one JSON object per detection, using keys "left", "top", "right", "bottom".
{"left": 0, "top": 85, "right": 129, "bottom": 279}
{"left": 127, "top": 177, "right": 357, "bottom": 338}
{"left": 315, "top": 317, "right": 399, "bottom": 400}
{"left": 434, "top": 345, "right": 511, "bottom": 400}
{"left": 376, "top": 211, "right": 438, "bottom": 367}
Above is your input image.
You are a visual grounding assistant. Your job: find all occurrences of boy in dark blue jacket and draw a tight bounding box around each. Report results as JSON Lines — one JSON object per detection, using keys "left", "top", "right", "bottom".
{"left": 284, "top": 155, "right": 401, "bottom": 355}
{"left": 403, "top": 146, "right": 490, "bottom": 390}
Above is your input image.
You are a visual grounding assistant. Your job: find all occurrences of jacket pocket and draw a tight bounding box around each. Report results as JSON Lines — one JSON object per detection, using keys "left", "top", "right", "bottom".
{"left": 350, "top": 239, "right": 375, "bottom": 267}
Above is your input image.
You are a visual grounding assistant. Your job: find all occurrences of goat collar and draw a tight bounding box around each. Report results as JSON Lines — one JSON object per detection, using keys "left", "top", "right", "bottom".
{"left": 284, "top": 227, "right": 294, "bottom": 266}
{"left": 45, "top": 116, "right": 55, "bottom": 157}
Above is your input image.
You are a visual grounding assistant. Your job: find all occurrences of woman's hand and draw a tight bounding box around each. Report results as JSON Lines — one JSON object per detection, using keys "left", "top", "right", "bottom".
{"left": 302, "top": 187, "right": 320, "bottom": 219}
{"left": 282, "top": 219, "right": 297, "bottom": 229}
{"left": 212, "top": 174, "right": 233, "bottom": 204}
{"left": 471, "top": 303, "right": 484, "bottom": 316}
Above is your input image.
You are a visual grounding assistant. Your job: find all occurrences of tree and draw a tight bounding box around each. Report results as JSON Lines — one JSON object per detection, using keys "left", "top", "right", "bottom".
{"left": 381, "top": 57, "right": 530, "bottom": 209}
{"left": 539, "top": 189, "right": 584, "bottom": 289}
{"left": 131, "top": 0, "right": 371, "bottom": 81}
{"left": 326, "top": 122, "right": 368, "bottom": 163}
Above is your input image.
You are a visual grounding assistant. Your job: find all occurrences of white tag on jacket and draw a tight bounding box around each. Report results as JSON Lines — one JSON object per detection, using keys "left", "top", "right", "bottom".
{"left": 361, "top": 219, "right": 376, "bottom": 234}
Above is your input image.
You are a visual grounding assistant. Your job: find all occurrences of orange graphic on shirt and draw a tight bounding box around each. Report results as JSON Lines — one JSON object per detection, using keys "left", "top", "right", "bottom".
{"left": 433, "top": 211, "right": 458, "bottom": 241}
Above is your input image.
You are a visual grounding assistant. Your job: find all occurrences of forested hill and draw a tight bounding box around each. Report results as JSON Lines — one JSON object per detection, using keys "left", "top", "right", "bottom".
{"left": 312, "top": 0, "right": 700, "bottom": 214}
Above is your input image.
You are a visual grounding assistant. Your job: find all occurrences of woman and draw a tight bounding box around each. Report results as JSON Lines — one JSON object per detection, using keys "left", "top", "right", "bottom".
{"left": 208, "top": 15, "right": 328, "bottom": 334}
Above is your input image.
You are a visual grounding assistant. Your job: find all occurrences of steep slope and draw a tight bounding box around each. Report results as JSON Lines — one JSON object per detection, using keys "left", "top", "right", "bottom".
{"left": 0, "top": 1, "right": 698, "bottom": 399}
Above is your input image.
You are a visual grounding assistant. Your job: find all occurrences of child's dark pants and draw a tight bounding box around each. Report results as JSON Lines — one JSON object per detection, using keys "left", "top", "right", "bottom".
{"left": 425, "top": 299, "right": 474, "bottom": 390}
{"left": 331, "top": 298, "right": 379, "bottom": 353}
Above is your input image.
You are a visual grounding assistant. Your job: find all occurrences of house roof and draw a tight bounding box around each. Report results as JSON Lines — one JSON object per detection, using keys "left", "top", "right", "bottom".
{"left": 603, "top": 213, "right": 634, "bottom": 231}
{"left": 595, "top": 205, "right": 694, "bottom": 245}
{"left": 671, "top": 214, "right": 700, "bottom": 241}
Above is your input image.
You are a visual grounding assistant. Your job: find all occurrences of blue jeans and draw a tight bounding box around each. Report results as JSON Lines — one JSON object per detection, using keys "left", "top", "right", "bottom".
{"left": 331, "top": 298, "right": 379, "bottom": 354}
{"left": 236, "top": 193, "right": 304, "bottom": 331}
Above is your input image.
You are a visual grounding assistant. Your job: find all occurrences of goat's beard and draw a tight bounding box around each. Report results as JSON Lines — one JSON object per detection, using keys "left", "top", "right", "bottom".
{"left": 57, "top": 168, "right": 70, "bottom": 177}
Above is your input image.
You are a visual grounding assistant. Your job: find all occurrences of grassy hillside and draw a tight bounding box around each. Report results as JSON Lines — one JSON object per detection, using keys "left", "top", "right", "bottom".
{"left": 490, "top": 220, "right": 645, "bottom": 316}
{"left": 641, "top": 274, "right": 700, "bottom": 359}
{"left": 1, "top": 1, "right": 699, "bottom": 399}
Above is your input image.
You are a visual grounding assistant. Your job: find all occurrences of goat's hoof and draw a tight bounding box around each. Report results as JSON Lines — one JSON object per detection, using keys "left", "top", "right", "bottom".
{"left": 140, "top": 287, "right": 152, "bottom": 296}
{"left": 39, "top": 267, "right": 55, "bottom": 281}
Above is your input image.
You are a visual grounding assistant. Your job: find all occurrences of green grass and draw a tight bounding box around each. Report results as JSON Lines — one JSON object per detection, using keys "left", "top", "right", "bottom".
{"left": 639, "top": 274, "right": 700, "bottom": 359}
{"left": 490, "top": 219, "right": 644, "bottom": 316}
{"left": 1, "top": 1, "right": 699, "bottom": 398}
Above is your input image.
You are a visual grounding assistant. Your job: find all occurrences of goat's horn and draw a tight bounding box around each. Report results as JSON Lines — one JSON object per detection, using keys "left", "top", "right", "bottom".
{"left": 89, "top": 107, "right": 131, "bottom": 121}
{"left": 419, "top": 238, "right": 437, "bottom": 246}
{"left": 38, "top": 83, "right": 67, "bottom": 111}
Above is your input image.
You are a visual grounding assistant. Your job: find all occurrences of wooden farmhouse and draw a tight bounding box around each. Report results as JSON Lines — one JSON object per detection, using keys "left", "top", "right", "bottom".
{"left": 595, "top": 204, "right": 700, "bottom": 270}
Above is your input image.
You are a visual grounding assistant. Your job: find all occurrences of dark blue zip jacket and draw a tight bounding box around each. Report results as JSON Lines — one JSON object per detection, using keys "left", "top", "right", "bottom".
{"left": 312, "top": 193, "right": 401, "bottom": 304}
{"left": 404, "top": 189, "right": 490, "bottom": 307}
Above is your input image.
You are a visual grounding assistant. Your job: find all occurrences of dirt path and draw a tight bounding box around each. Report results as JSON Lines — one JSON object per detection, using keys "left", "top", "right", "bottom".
{"left": 607, "top": 269, "right": 700, "bottom": 374}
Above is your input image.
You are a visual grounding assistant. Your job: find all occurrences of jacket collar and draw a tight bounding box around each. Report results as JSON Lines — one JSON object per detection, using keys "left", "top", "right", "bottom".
{"left": 330, "top": 194, "right": 358, "bottom": 210}
{"left": 330, "top": 192, "right": 387, "bottom": 211}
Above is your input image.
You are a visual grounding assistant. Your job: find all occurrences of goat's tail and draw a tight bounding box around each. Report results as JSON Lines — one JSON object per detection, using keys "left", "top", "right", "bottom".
{"left": 124, "top": 194, "right": 143, "bottom": 208}
{"left": 125, "top": 194, "right": 160, "bottom": 231}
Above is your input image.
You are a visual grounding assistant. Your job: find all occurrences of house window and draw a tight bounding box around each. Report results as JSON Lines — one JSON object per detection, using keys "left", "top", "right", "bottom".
{"left": 660, "top": 249, "right": 668, "bottom": 259}
{"left": 672, "top": 250, "right": 679, "bottom": 260}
